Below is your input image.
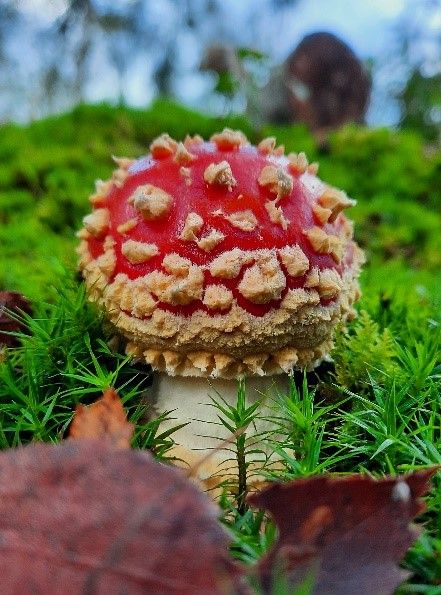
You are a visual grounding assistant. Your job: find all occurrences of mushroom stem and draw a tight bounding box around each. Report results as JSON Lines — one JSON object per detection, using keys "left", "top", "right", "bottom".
{"left": 149, "top": 373, "right": 290, "bottom": 479}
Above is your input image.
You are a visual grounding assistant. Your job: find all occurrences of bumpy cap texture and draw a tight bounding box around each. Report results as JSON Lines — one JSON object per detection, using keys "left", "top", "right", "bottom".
{"left": 77, "top": 129, "right": 364, "bottom": 378}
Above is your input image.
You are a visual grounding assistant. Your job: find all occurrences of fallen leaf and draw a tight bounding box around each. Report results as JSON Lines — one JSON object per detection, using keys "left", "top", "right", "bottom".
{"left": 247, "top": 471, "right": 435, "bottom": 595}
{"left": 0, "top": 441, "right": 247, "bottom": 594}
{"left": 0, "top": 291, "right": 32, "bottom": 347}
{"left": 69, "top": 388, "right": 134, "bottom": 449}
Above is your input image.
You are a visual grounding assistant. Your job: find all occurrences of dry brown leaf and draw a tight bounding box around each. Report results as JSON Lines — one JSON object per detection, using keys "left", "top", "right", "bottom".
{"left": 0, "top": 441, "right": 247, "bottom": 594}
{"left": 247, "top": 471, "right": 436, "bottom": 595}
{"left": 0, "top": 435, "right": 434, "bottom": 595}
{"left": 69, "top": 388, "right": 134, "bottom": 449}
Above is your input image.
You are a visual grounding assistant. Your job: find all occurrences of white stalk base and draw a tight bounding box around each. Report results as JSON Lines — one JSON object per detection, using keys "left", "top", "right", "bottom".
{"left": 148, "top": 373, "right": 290, "bottom": 482}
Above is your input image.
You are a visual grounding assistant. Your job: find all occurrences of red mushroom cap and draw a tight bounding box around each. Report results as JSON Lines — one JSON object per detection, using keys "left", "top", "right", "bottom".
{"left": 78, "top": 129, "right": 364, "bottom": 378}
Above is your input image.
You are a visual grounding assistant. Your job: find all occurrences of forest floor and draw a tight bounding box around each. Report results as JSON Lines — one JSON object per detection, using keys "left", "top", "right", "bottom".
{"left": 0, "top": 100, "right": 440, "bottom": 592}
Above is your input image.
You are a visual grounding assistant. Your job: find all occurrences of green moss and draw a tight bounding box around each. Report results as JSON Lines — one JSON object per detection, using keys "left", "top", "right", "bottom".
{"left": 1, "top": 101, "right": 439, "bottom": 300}
{"left": 321, "top": 126, "right": 441, "bottom": 210}
{"left": 333, "top": 310, "right": 398, "bottom": 388}
{"left": 353, "top": 195, "right": 441, "bottom": 269}
{"left": 0, "top": 100, "right": 440, "bottom": 591}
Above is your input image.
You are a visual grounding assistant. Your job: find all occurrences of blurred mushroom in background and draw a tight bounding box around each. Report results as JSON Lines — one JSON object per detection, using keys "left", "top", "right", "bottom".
{"left": 261, "top": 32, "right": 371, "bottom": 142}
{"left": 202, "top": 32, "right": 371, "bottom": 144}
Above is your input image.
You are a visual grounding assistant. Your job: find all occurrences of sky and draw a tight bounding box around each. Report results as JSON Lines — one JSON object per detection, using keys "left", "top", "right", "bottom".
{"left": 177, "top": 0, "right": 420, "bottom": 126}
{"left": 7, "top": 0, "right": 441, "bottom": 125}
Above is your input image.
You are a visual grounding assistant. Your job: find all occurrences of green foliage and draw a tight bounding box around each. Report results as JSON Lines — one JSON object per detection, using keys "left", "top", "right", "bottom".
{"left": 321, "top": 126, "right": 440, "bottom": 209}
{"left": 265, "top": 375, "right": 351, "bottom": 478}
{"left": 402, "top": 533, "right": 441, "bottom": 594}
{"left": 220, "top": 500, "right": 277, "bottom": 566}
{"left": 209, "top": 378, "right": 269, "bottom": 514}
{"left": 398, "top": 69, "right": 441, "bottom": 144}
{"left": 333, "top": 310, "right": 397, "bottom": 388}
{"left": 353, "top": 195, "right": 441, "bottom": 269}
{"left": 0, "top": 274, "right": 180, "bottom": 456}
{"left": 214, "top": 71, "right": 240, "bottom": 98}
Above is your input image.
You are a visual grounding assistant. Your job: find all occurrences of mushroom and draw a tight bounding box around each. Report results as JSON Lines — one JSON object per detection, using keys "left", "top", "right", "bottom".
{"left": 77, "top": 129, "right": 364, "bottom": 477}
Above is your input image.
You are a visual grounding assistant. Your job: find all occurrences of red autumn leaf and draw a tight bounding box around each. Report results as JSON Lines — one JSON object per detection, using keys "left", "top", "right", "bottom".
{"left": 247, "top": 471, "right": 435, "bottom": 595}
{"left": 69, "top": 388, "right": 134, "bottom": 449}
{"left": 0, "top": 440, "right": 247, "bottom": 594}
{"left": 0, "top": 291, "right": 32, "bottom": 347}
